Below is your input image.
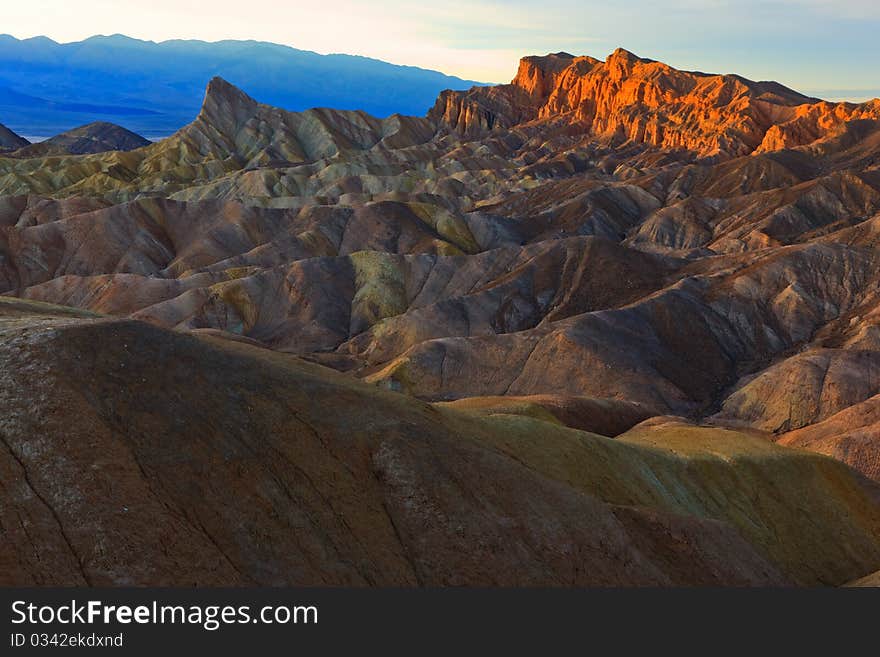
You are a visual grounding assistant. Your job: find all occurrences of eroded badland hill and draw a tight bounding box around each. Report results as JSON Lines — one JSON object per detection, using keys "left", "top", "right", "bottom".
{"left": 3, "top": 49, "right": 880, "bottom": 585}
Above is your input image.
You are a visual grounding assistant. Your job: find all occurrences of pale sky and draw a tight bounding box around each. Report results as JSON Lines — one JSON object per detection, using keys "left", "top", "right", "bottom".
{"left": 5, "top": 0, "right": 880, "bottom": 99}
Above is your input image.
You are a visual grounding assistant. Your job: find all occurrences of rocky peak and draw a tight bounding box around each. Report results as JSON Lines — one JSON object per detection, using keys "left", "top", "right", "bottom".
{"left": 605, "top": 47, "right": 647, "bottom": 67}
{"left": 603, "top": 47, "right": 654, "bottom": 80}
{"left": 512, "top": 52, "right": 576, "bottom": 101}
{"left": 203, "top": 76, "right": 257, "bottom": 106}
{"left": 197, "top": 76, "right": 260, "bottom": 129}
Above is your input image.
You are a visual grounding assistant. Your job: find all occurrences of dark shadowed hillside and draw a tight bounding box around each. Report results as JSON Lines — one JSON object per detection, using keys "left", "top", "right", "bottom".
{"left": 0, "top": 120, "right": 28, "bottom": 150}
{"left": 10, "top": 122, "right": 150, "bottom": 157}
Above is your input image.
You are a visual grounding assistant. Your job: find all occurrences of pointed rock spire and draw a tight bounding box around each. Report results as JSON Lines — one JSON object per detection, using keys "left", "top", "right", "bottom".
{"left": 198, "top": 76, "right": 260, "bottom": 128}
{"left": 607, "top": 47, "right": 643, "bottom": 64}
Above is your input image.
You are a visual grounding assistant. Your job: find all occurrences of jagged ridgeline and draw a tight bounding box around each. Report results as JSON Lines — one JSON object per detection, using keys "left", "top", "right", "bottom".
{"left": 2, "top": 49, "right": 880, "bottom": 586}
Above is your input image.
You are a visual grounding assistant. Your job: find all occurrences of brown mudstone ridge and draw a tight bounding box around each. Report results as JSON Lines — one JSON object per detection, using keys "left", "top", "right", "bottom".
{"left": 2, "top": 51, "right": 880, "bottom": 586}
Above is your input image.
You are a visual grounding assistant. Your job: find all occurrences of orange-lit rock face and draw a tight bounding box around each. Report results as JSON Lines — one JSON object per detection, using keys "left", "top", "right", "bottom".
{"left": 755, "top": 99, "right": 880, "bottom": 153}
{"left": 436, "top": 48, "right": 880, "bottom": 158}
{"left": 512, "top": 52, "right": 581, "bottom": 100}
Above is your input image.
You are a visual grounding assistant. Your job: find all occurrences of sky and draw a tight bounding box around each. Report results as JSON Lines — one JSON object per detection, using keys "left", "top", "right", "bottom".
{"left": 5, "top": 0, "right": 880, "bottom": 100}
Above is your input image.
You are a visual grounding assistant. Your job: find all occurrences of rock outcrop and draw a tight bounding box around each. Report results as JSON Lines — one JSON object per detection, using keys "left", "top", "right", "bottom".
{"left": 433, "top": 48, "right": 880, "bottom": 158}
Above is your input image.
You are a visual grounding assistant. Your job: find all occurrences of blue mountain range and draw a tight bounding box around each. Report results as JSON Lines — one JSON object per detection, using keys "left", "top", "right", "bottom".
{"left": 0, "top": 34, "right": 483, "bottom": 138}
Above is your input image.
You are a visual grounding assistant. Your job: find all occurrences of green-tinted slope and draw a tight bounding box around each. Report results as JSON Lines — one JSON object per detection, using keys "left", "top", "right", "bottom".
{"left": 453, "top": 412, "right": 880, "bottom": 586}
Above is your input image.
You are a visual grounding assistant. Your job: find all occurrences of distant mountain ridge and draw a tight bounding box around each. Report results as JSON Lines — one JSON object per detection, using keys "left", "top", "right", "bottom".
{"left": 0, "top": 33, "right": 483, "bottom": 138}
